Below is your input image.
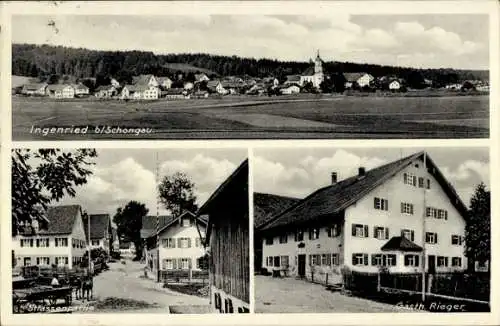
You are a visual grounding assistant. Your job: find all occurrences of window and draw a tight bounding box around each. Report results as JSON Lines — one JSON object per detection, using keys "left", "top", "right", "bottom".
{"left": 23, "top": 257, "right": 31, "bottom": 266}
{"left": 309, "top": 228, "right": 320, "bottom": 240}
{"left": 401, "top": 229, "right": 415, "bottom": 242}
{"left": 182, "top": 218, "right": 191, "bottom": 227}
{"left": 91, "top": 240, "right": 99, "bottom": 246}
{"left": 401, "top": 202, "right": 414, "bottom": 215}
{"left": 55, "top": 256, "right": 68, "bottom": 266}
{"left": 36, "top": 257, "right": 50, "bottom": 265}
{"left": 274, "top": 256, "right": 281, "bottom": 267}
{"left": 386, "top": 254, "right": 397, "bottom": 266}
{"left": 179, "top": 237, "right": 190, "bottom": 248}
{"left": 452, "top": 257, "right": 462, "bottom": 267}
{"left": 403, "top": 173, "right": 417, "bottom": 186}
{"left": 437, "top": 256, "right": 448, "bottom": 267}
{"left": 374, "top": 197, "right": 389, "bottom": 211}
{"left": 179, "top": 258, "right": 191, "bottom": 269}
{"left": 265, "top": 237, "right": 273, "bottom": 245}
{"left": 352, "top": 253, "right": 368, "bottom": 266}
{"left": 267, "top": 256, "right": 273, "bottom": 267}
{"left": 294, "top": 230, "right": 304, "bottom": 242}
{"left": 374, "top": 226, "right": 389, "bottom": 240}
{"left": 162, "top": 238, "right": 175, "bottom": 248}
{"left": 281, "top": 256, "right": 289, "bottom": 268}
{"left": 418, "top": 177, "right": 424, "bottom": 188}
{"left": 321, "top": 254, "right": 328, "bottom": 266}
{"left": 327, "top": 224, "right": 341, "bottom": 237}
{"left": 438, "top": 209, "right": 448, "bottom": 220}
{"left": 451, "top": 235, "right": 463, "bottom": 245}
{"left": 55, "top": 237, "right": 68, "bottom": 247}
{"left": 332, "top": 254, "right": 340, "bottom": 266}
{"left": 21, "top": 239, "right": 34, "bottom": 247}
{"left": 372, "top": 254, "right": 383, "bottom": 266}
{"left": 426, "top": 179, "right": 431, "bottom": 189}
{"left": 279, "top": 235, "right": 288, "bottom": 244}
{"left": 425, "top": 232, "right": 438, "bottom": 244}
{"left": 162, "top": 259, "right": 174, "bottom": 270}
{"left": 352, "top": 224, "right": 369, "bottom": 237}
{"left": 404, "top": 255, "right": 420, "bottom": 267}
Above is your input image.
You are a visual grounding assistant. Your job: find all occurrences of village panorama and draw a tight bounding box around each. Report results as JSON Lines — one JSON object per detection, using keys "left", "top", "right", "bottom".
{"left": 12, "top": 44, "right": 489, "bottom": 140}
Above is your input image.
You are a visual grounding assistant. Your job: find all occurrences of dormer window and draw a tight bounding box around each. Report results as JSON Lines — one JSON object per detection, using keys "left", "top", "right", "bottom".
{"left": 182, "top": 218, "right": 191, "bottom": 227}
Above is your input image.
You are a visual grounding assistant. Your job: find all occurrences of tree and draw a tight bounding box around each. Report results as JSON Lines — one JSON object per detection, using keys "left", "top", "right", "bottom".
{"left": 465, "top": 183, "right": 490, "bottom": 272}
{"left": 158, "top": 172, "right": 198, "bottom": 217}
{"left": 113, "top": 201, "right": 149, "bottom": 260}
{"left": 331, "top": 73, "right": 346, "bottom": 93}
{"left": 11, "top": 149, "right": 97, "bottom": 236}
{"left": 320, "top": 77, "right": 334, "bottom": 93}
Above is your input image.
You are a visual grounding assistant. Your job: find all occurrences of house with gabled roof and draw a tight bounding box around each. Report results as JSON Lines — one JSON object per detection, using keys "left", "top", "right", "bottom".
{"left": 141, "top": 211, "right": 207, "bottom": 277}
{"left": 198, "top": 159, "right": 249, "bottom": 313}
{"left": 47, "top": 84, "right": 75, "bottom": 98}
{"left": 254, "top": 193, "right": 301, "bottom": 272}
{"left": 12, "top": 205, "right": 88, "bottom": 269}
{"left": 258, "top": 152, "right": 468, "bottom": 284}
{"left": 83, "top": 214, "right": 113, "bottom": 256}
{"left": 21, "top": 83, "right": 48, "bottom": 96}
{"left": 343, "top": 72, "right": 374, "bottom": 89}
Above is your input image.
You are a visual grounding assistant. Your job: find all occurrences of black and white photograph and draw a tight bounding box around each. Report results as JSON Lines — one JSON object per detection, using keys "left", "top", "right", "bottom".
{"left": 11, "top": 12, "right": 489, "bottom": 140}
{"left": 11, "top": 147, "right": 249, "bottom": 314}
{"left": 253, "top": 147, "right": 490, "bottom": 313}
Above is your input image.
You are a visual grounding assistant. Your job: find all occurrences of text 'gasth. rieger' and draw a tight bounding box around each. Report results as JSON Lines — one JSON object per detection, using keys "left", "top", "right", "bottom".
{"left": 30, "top": 125, "right": 153, "bottom": 136}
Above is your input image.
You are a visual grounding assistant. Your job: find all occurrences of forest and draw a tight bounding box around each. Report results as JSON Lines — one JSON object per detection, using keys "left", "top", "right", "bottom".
{"left": 12, "top": 43, "right": 489, "bottom": 89}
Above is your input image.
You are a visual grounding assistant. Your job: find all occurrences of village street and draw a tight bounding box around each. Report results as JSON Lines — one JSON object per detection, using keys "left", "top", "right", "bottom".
{"left": 255, "top": 275, "right": 412, "bottom": 313}
{"left": 76, "top": 260, "right": 210, "bottom": 313}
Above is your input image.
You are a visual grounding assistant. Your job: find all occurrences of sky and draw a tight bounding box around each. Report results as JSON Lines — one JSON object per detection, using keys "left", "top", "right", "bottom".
{"left": 12, "top": 14, "right": 489, "bottom": 70}
{"left": 50, "top": 148, "right": 248, "bottom": 218}
{"left": 253, "top": 147, "right": 490, "bottom": 206}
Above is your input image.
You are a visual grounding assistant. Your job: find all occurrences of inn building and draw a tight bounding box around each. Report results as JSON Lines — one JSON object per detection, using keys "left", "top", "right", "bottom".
{"left": 258, "top": 152, "right": 468, "bottom": 284}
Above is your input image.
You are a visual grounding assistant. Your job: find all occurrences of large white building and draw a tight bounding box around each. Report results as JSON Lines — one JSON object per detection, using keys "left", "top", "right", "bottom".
{"left": 12, "top": 205, "right": 88, "bottom": 269}
{"left": 259, "top": 152, "right": 468, "bottom": 284}
{"left": 141, "top": 211, "right": 207, "bottom": 275}
{"left": 83, "top": 214, "right": 113, "bottom": 256}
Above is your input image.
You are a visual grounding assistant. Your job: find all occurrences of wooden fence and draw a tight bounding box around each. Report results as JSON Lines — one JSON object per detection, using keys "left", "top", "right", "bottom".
{"left": 160, "top": 269, "right": 209, "bottom": 285}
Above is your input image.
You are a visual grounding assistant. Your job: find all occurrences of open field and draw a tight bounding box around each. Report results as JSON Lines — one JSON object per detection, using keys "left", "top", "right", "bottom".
{"left": 12, "top": 94, "right": 488, "bottom": 140}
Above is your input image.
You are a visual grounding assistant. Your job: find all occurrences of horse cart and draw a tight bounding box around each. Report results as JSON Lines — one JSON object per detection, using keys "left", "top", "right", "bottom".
{"left": 13, "top": 286, "right": 73, "bottom": 312}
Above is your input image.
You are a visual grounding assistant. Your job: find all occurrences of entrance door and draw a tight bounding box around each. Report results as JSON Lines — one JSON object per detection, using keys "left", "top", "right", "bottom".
{"left": 298, "top": 254, "right": 306, "bottom": 277}
{"left": 428, "top": 255, "right": 436, "bottom": 274}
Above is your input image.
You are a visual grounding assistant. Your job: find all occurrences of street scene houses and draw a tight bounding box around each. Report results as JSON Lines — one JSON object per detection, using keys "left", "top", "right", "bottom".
{"left": 198, "top": 159, "right": 250, "bottom": 313}
{"left": 258, "top": 152, "right": 468, "bottom": 283}
{"left": 141, "top": 211, "right": 207, "bottom": 278}
{"left": 12, "top": 205, "right": 88, "bottom": 269}
{"left": 83, "top": 214, "right": 113, "bottom": 257}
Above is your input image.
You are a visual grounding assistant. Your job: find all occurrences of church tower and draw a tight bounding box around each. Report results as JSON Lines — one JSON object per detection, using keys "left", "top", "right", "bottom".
{"left": 313, "top": 50, "right": 324, "bottom": 88}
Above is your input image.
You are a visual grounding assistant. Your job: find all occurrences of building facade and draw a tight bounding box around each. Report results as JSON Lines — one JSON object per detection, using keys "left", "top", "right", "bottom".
{"left": 259, "top": 152, "right": 468, "bottom": 284}
{"left": 12, "top": 205, "right": 88, "bottom": 269}
{"left": 199, "top": 159, "right": 250, "bottom": 313}
{"left": 47, "top": 85, "right": 75, "bottom": 98}
{"left": 300, "top": 51, "right": 324, "bottom": 88}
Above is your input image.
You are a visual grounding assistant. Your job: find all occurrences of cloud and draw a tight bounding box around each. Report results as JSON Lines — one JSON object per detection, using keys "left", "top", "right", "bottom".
{"left": 59, "top": 154, "right": 238, "bottom": 217}
{"left": 441, "top": 160, "right": 490, "bottom": 184}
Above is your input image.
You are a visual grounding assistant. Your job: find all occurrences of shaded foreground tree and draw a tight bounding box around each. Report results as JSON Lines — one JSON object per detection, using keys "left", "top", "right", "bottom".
{"left": 465, "top": 183, "right": 490, "bottom": 272}
{"left": 113, "top": 201, "right": 148, "bottom": 260}
{"left": 158, "top": 172, "right": 198, "bottom": 217}
{"left": 11, "top": 149, "right": 97, "bottom": 236}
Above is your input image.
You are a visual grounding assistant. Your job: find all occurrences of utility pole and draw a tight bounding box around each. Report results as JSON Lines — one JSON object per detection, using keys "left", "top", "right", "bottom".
{"left": 421, "top": 151, "right": 427, "bottom": 301}
{"left": 87, "top": 213, "right": 91, "bottom": 273}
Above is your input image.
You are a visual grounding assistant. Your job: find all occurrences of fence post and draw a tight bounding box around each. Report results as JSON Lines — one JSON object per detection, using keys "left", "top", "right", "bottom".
{"left": 377, "top": 273, "right": 381, "bottom": 292}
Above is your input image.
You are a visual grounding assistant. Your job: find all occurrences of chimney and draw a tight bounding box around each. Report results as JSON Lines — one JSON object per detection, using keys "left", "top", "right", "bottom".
{"left": 331, "top": 172, "right": 338, "bottom": 184}
{"left": 358, "top": 167, "right": 366, "bottom": 177}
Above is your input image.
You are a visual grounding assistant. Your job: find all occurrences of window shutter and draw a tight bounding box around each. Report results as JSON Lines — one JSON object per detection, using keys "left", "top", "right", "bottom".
{"left": 364, "top": 225, "right": 369, "bottom": 237}
{"left": 412, "top": 176, "right": 417, "bottom": 186}
{"left": 363, "top": 254, "right": 369, "bottom": 266}
{"left": 371, "top": 255, "right": 376, "bottom": 266}
{"left": 382, "top": 255, "right": 387, "bottom": 266}
{"left": 404, "top": 256, "right": 409, "bottom": 266}
{"left": 373, "top": 198, "right": 377, "bottom": 209}
{"left": 435, "top": 233, "right": 438, "bottom": 244}
{"left": 351, "top": 224, "right": 356, "bottom": 236}
{"left": 403, "top": 173, "right": 407, "bottom": 183}
{"left": 385, "top": 228, "right": 389, "bottom": 239}
{"left": 188, "top": 238, "right": 191, "bottom": 248}
{"left": 400, "top": 203, "right": 404, "bottom": 213}
{"left": 189, "top": 258, "right": 192, "bottom": 269}
{"left": 411, "top": 231, "right": 415, "bottom": 242}
{"left": 373, "top": 227, "right": 377, "bottom": 238}
{"left": 415, "top": 255, "right": 420, "bottom": 267}
{"left": 352, "top": 254, "right": 357, "bottom": 266}
{"left": 177, "top": 238, "right": 182, "bottom": 248}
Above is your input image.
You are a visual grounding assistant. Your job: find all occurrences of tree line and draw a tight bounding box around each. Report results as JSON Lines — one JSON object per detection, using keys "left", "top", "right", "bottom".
{"left": 13, "top": 43, "right": 489, "bottom": 89}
